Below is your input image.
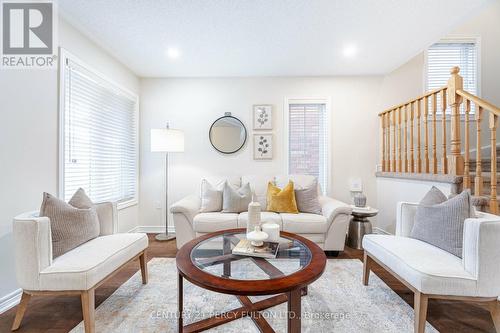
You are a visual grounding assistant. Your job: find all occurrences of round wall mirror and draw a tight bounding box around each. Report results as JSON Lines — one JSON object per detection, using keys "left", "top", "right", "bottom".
{"left": 209, "top": 115, "right": 247, "bottom": 154}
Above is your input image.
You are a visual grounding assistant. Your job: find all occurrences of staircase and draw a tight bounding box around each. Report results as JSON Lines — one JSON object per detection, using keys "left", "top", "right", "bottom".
{"left": 379, "top": 66, "right": 500, "bottom": 214}
{"left": 467, "top": 145, "right": 500, "bottom": 211}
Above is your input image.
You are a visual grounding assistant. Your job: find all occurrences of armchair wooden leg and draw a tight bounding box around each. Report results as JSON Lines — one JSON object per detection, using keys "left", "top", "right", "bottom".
{"left": 81, "top": 289, "right": 95, "bottom": 333}
{"left": 139, "top": 251, "right": 148, "bottom": 284}
{"left": 414, "top": 291, "right": 428, "bottom": 333}
{"left": 11, "top": 292, "right": 31, "bottom": 331}
{"left": 363, "top": 251, "right": 371, "bottom": 286}
{"left": 489, "top": 300, "right": 500, "bottom": 333}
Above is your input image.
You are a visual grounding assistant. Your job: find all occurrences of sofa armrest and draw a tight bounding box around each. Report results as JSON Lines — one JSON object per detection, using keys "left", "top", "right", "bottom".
{"left": 396, "top": 201, "right": 419, "bottom": 237}
{"left": 319, "top": 196, "right": 352, "bottom": 225}
{"left": 462, "top": 213, "right": 500, "bottom": 288}
{"left": 13, "top": 212, "right": 52, "bottom": 290}
{"left": 319, "top": 196, "right": 352, "bottom": 251}
{"left": 95, "top": 201, "right": 117, "bottom": 235}
{"left": 170, "top": 195, "right": 201, "bottom": 224}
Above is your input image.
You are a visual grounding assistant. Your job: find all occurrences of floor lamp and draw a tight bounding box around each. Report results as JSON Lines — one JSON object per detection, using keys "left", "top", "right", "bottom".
{"left": 151, "top": 124, "right": 185, "bottom": 241}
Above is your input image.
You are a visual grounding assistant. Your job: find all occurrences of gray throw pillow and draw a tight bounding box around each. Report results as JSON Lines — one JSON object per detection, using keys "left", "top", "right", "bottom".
{"left": 40, "top": 192, "right": 100, "bottom": 258}
{"left": 419, "top": 186, "right": 447, "bottom": 205}
{"left": 295, "top": 180, "right": 322, "bottom": 214}
{"left": 68, "top": 187, "right": 94, "bottom": 209}
{"left": 222, "top": 182, "right": 252, "bottom": 213}
{"left": 410, "top": 189, "right": 473, "bottom": 258}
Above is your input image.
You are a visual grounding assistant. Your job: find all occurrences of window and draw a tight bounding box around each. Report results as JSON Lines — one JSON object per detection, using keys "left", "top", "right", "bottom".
{"left": 426, "top": 39, "right": 478, "bottom": 113}
{"left": 59, "top": 49, "right": 138, "bottom": 207}
{"left": 285, "top": 99, "right": 330, "bottom": 194}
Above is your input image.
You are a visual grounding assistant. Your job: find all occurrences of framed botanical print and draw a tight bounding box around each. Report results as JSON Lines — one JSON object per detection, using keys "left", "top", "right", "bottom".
{"left": 253, "top": 134, "right": 273, "bottom": 160}
{"left": 253, "top": 105, "right": 272, "bottom": 130}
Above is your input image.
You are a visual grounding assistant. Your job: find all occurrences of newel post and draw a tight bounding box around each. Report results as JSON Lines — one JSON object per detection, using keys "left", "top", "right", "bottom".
{"left": 447, "top": 66, "right": 464, "bottom": 175}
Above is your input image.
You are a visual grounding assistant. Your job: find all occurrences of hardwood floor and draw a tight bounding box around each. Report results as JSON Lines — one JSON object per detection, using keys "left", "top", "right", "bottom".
{"left": 0, "top": 234, "right": 495, "bottom": 332}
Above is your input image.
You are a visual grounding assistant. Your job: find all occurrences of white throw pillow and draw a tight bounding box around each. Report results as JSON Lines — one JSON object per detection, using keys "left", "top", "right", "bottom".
{"left": 222, "top": 182, "right": 253, "bottom": 213}
{"left": 200, "top": 179, "right": 223, "bottom": 212}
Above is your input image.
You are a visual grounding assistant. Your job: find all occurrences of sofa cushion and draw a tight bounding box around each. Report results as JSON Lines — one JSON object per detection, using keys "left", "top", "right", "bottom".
{"left": 40, "top": 192, "right": 100, "bottom": 258}
{"left": 39, "top": 233, "right": 148, "bottom": 290}
{"left": 238, "top": 211, "right": 282, "bottom": 228}
{"left": 242, "top": 175, "right": 275, "bottom": 209}
{"left": 193, "top": 212, "right": 239, "bottom": 232}
{"left": 363, "top": 235, "right": 478, "bottom": 296}
{"left": 281, "top": 213, "right": 328, "bottom": 234}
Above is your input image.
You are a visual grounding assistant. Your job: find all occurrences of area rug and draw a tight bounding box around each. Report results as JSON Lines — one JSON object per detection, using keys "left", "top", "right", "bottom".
{"left": 70, "top": 258, "right": 437, "bottom": 332}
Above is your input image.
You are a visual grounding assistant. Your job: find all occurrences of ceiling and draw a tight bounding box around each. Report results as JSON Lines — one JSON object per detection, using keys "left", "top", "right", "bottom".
{"left": 57, "top": 0, "right": 494, "bottom": 78}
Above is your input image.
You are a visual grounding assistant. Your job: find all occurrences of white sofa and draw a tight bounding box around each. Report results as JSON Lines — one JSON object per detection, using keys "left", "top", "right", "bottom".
{"left": 362, "top": 201, "right": 500, "bottom": 333}
{"left": 11, "top": 202, "right": 149, "bottom": 333}
{"left": 171, "top": 175, "right": 352, "bottom": 253}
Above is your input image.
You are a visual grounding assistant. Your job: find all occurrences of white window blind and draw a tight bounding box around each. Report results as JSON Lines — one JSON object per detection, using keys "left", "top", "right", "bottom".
{"left": 288, "top": 103, "right": 328, "bottom": 193}
{"left": 61, "top": 54, "right": 138, "bottom": 205}
{"left": 426, "top": 41, "right": 478, "bottom": 113}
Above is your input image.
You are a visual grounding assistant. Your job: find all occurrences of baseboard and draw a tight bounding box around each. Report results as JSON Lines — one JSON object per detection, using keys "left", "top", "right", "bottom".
{"left": 0, "top": 288, "right": 22, "bottom": 314}
{"left": 373, "top": 227, "right": 391, "bottom": 235}
{"left": 129, "top": 225, "right": 175, "bottom": 234}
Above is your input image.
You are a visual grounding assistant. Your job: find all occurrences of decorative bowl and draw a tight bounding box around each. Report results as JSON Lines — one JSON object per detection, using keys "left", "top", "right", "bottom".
{"left": 247, "top": 226, "right": 269, "bottom": 247}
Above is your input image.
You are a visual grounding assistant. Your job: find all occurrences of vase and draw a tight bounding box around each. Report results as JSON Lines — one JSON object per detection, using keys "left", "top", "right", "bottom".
{"left": 354, "top": 192, "right": 367, "bottom": 207}
{"left": 247, "top": 201, "right": 261, "bottom": 234}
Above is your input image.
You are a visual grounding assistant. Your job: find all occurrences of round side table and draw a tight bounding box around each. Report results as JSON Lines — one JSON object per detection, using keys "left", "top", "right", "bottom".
{"left": 347, "top": 207, "right": 379, "bottom": 250}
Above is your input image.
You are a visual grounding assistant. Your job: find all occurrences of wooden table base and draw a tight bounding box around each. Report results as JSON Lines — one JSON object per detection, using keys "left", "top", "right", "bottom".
{"left": 178, "top": 274, "right": 303, "bottom": 333}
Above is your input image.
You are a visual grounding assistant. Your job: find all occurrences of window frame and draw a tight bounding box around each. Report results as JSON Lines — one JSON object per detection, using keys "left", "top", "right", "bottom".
{"left": 424, "top": 36, "right": 481, "bottom": 99}
{"left": 58, "top": 47, "right": 139, "bottom": 210}
{"left": 283, "top": 97, "right": 332, "bottom": 196}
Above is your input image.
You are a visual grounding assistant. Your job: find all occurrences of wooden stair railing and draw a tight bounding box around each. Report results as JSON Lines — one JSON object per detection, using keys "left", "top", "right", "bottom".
{"left": 379, "top": 67, "right": 500, "bottom": 214}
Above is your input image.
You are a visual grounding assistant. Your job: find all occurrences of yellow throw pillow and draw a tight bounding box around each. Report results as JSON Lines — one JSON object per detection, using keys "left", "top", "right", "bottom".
{"left": 266, "top": 181, "right": 299, "bottom": 213}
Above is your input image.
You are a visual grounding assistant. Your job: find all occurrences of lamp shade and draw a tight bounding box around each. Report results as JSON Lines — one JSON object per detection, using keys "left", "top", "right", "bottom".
{"left": 150, "top": 128, "right": 185, "bottom": 152}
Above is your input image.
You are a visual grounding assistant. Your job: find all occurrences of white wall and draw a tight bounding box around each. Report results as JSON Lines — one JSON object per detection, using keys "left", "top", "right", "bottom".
{"left": 380, "top": 1, "right": 500, "bottom": 110}
{"left": 139, "top": 77, "right": 383, "bottom": 227}
{"left": 0, "top": 17, "right": 139, "bottom": 310}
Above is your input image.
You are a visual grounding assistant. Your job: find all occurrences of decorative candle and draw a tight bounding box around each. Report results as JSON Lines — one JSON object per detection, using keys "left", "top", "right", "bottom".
{"left": 247, "top": 201, "right": 261, "bottom": 234}
{"left": 262, "top": 223, "right": 280, "bottom": 242}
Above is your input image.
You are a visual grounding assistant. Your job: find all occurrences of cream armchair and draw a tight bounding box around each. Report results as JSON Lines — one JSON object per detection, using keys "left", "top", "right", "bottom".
{"left": 11, "top": 202, "right": 149, "bottom": 333}
{"left": 362, "top": 201, "right": 500, "bottom": 333}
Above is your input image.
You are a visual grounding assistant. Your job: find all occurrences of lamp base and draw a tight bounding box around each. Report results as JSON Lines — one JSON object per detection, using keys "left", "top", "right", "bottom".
{"left": 155, "top": 233, "right": 176, "bottom": 241}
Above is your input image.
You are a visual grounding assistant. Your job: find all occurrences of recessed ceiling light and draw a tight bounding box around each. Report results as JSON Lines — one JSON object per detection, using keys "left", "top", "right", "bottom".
{"left": 166, "top": 47, "right": 181, "bottom": 59}
{"left": 342, "top": 44, "right": 357, "bottom": 58}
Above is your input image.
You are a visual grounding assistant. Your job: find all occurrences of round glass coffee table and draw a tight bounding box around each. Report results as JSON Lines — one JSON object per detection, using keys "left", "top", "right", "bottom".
{"left": 176, "top": 228, "right": 327, "bottom": 333}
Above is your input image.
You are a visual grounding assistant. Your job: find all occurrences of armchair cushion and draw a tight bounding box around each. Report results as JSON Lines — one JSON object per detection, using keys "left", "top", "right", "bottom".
{"left": 39, "top": 233, "right": 147, "bottom": 290}
{"left": 363, "top": 235, "right": 478, "bottom": 296}
{"left": 40, "top": 192, "right": 100, "bottom": 258}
